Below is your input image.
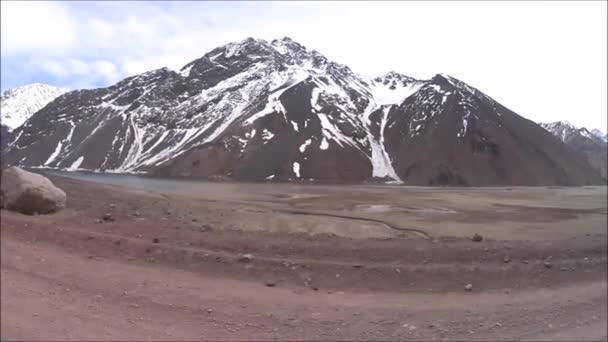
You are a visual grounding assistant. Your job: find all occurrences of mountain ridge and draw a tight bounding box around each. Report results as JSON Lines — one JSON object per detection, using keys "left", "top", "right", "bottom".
{"left": 2, "top": 37, "right": 604, "bottom": 185}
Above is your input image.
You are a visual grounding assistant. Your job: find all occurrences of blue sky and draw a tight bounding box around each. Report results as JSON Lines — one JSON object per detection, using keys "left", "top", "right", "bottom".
{"left": 1, "top": 1, "right": 606, "bottom": 130}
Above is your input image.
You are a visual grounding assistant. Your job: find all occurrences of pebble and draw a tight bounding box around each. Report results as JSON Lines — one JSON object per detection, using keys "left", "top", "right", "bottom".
{"left": 465, "top": 283, "right": 473, "bottom": 292}
{"left": 544, "top": 261, "right": 553, "bottom": 269}
{"left": 265, "top": 281, "right": 276, "bottom": 287}
{"left": 101, "top": 213, "right": 114, "bottom": 222}
{"left": 238, "top": 254, "right": 253, "bottom": 263}
{"left": 503, "top": 255, "right": 511, "bottom": 263}
{"left": 472, "top": 233, "right": 483, "bottom": 242}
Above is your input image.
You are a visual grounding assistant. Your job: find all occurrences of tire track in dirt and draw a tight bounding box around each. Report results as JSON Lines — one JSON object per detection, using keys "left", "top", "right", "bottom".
{"left": 274, "top": 209, "right": 433, "bottom": 239}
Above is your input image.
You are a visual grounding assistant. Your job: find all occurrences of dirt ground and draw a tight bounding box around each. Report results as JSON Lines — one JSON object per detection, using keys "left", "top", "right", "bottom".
{"left": 1, "top": 175, "right": 607, "bottom": 341}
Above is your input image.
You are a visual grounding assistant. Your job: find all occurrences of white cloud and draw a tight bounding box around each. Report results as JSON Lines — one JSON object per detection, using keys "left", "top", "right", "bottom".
{"left": 0, "top": 1, "right": 77, "bottom": 56}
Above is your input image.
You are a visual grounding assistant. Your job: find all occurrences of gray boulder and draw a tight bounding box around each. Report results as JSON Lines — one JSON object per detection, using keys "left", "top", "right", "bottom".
{"left": 1, "top": 167, "right": 66, "bottom": 214}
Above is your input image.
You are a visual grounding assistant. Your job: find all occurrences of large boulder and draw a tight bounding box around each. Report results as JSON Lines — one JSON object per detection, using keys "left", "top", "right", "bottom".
{"left": 1, "top": 167, "right": 66, "bottom": 215}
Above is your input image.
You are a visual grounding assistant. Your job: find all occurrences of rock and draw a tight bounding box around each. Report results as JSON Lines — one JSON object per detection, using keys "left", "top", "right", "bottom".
{"left": 472, "top": 233, "right": 483, "bottom": 242}
{"left": 152, "top": 238, "right": 160, "bottom": 243}
{"left": 94, "top": 218, "right": 103, "bottom": 224}
{"left": 0, "top": 167, "right": 66, "bottom": 215}
{"left": 238, "top": 253, "right": 253, "bottom": 263}
{"left": 503, "top": 255, "right": 511, "bottom": 263}
{"left": 101, "top": 213, "right": 114, "bottom": 222}
{"left": 264, "top": 281, "right": 276, "bottom": 287}
{"left": 108, "top": 203, "right": 116, "bottom": 208}
{"left": 133, "top": 211, "right": 141, "bottom": 217}
{"left": 465, "top": 283, "right": 473, "bottom": 292}
{"left": 544, "top": 261, "right": 553, "bottom": 269}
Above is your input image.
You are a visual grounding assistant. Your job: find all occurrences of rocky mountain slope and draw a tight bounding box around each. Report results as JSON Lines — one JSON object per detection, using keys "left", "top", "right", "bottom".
{"left": 541, "top": 121, "right": 607, "bottom": 181}
{"left": 2, "top": 37, "right": 603, "bottom": 185}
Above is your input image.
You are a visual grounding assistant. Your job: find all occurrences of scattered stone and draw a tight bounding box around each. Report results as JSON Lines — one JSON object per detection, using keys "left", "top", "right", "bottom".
{"left": 265, "top": 281, "right": 276, "bottom": 287}
{"left": 465, "top": 283, "right": 473, "bottom": 292}
{"left": 503, "top": 255, "right": 511, "bottom": 263}
{"left": 472, "top": 233, "right": 483, "bottom": 242}
{"left": 544, "top": 261, "right": 553, "bottom": 269}
{"left": 207, "top": 308, "right": 213, "bottom": 314}
{"left": 109, "top": 203, "right": 116, "bottom": 209}
{"left": 238, "top": 254, "right": 253, "bottom": 263}
{"left": 133, "top": 211, "right": 140, "bottom": 217}
{"left": 101, "top": 213, "right": 114, "bottom": 222}
{"left": 152, "top": 238, "right": 160, "bottom": 244}
{"left": 353, "top": 264, "right": 363, "bottom": 268}
{"left": 0, "top": 167, "right": 66, "bottom": 214}
{"left": 94, "top": 218, "right": 103, "bottom": 224}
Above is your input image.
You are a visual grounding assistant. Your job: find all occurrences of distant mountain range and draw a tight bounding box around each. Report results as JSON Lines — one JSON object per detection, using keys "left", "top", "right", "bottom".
{"left": 1, "top": 37, "right": 605, "bottom": 185}
{"left": 540, "top": 121, "right": 607, "bottom": 181}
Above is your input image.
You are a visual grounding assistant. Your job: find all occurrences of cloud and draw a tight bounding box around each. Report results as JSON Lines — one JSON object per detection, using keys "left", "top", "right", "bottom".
{"left": 0, "top": 1, "right": 77, "bottom": 57}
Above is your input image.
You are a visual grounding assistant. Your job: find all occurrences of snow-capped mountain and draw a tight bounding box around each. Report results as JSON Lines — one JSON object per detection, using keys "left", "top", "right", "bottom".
{"left": 2, "top": 37, "right": 603, "bottom": 185}
{"left": 540, "top": 121, "right": 607, "bottom": 181}
{"left": 591, "top": 128, "right": 608, "bottom": 142}
{"left": 1, "top": 84, "right": 68, "bottom": 131}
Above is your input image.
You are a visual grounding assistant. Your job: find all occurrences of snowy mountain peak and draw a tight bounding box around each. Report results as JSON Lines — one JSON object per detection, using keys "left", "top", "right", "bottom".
{"left": 1, "top": 83, "right": 68, "bottom": 131}
{"left": 591, "top": 128, "right": 608, "bottom": 142}
{"left": 271, "top": 37, "right": 307, "bottom": 55}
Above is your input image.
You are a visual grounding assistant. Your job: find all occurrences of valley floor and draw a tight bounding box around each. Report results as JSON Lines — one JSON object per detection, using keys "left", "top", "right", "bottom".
{"left": 1, "top": 176, "right": 607, "bottom": 341}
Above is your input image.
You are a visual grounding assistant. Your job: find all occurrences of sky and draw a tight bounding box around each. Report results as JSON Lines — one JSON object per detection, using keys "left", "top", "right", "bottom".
{"left": 1, "top": 1, "right": 607, "bottom": 131}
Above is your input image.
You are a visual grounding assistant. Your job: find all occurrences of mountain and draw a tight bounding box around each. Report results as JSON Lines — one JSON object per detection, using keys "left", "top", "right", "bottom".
{"left": 1, "top": 84, "right": 68, "bottom": 152}
{"left": 1, "top": 84, "right": 68, "bottom": 132}
{"left": 540, "top": 121, "right": 607, "bottom": 181}
{"left": 591, "top": 128, "right": 608, "bottom": 142}
{"left": 2, "top": 37, "right": 603, "bottom": 185}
